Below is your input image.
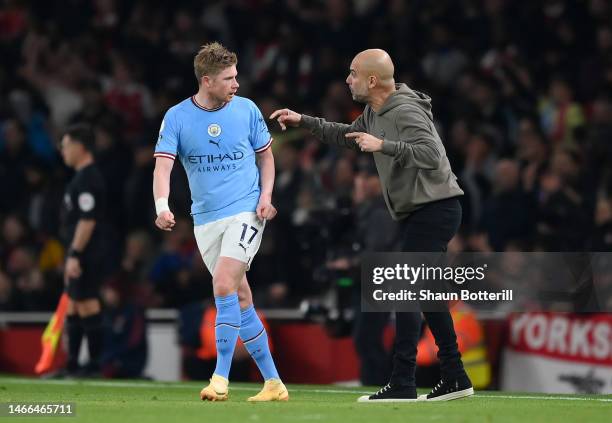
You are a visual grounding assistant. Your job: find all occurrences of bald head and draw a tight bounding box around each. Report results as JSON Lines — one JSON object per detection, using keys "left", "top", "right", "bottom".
{"left": 352, "top": 49, "right": 395, "bottom": 85}
{"left": 346, "top": 49, "right": 395, "bottom": 106}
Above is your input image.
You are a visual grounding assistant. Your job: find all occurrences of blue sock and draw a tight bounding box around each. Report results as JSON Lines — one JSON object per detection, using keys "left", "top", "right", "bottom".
{"left": 213, "top": 293, "right": 241, "bottom": 379}
{"left": 239, "top": 305, "right": 279, "bottom": 380}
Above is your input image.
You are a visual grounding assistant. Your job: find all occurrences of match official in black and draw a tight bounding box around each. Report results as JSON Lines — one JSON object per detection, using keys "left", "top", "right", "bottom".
{"left": 59, "top": 124, "right": 108, "bottom": 376}
{"left": 271, "top": 49, "right": 473, "bottom": 402}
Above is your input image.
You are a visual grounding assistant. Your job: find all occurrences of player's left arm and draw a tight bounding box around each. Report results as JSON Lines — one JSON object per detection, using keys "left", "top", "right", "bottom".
{"left": 70, "top": 219, "right": 96, "bottom": 254}
{"left": 255, "top": 147, "right": 277, "bottom": 221}
{"left": 65, "top": 219, "right": 97, "bottom": 283}
{"left": 65, "top": 180, "right": 102, "bottom": 283}
{"left": 251, "top": 101, "right": 277, "bottom": 221}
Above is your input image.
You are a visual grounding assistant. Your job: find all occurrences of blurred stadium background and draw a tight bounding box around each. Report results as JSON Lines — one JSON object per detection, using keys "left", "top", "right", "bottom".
{"left": 0, "top": 0, "right": 611, "bottom": 395}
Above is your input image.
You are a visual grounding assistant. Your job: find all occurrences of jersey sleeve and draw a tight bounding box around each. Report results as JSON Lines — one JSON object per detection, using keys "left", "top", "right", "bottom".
{"left": 75, "top": 178, "right": 104, "bottom": 220}
{"left": 250, "top": 104, "right": 273, "bottom": 153}
{"left": 154, "top": 109, "right": 180, "bottom": 160}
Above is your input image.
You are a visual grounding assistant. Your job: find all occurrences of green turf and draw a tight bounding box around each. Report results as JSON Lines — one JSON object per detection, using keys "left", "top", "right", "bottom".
{"left": 0, "top": 376, "right": 610, "bottom": 423}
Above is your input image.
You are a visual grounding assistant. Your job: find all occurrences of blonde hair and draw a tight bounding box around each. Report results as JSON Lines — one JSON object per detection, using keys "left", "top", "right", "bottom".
{"left": 193, "top": 42, "right": 237, "bottom": 83}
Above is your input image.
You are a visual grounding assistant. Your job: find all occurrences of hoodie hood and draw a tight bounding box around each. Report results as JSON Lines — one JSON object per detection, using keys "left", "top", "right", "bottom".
{"left": 377, "top": 83, "right": 433, "bottom": 121}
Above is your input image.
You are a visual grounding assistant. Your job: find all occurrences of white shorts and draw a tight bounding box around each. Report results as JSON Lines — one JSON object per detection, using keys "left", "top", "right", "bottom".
{"left": 194, "top": 211, "right": 266, "bottom": 274}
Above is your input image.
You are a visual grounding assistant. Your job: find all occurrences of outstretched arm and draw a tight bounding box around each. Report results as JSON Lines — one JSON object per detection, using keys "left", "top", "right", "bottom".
{"left": 270, "top": 108, "right": 365, "bottom": 151}
{"left": 153, "top": 157, "right": 176, "bottom": 231}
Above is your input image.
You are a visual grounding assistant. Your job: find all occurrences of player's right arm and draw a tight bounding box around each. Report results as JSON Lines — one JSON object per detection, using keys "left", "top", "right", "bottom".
{"left": 153, "top": 157, "right": 175, "bottom": 231}
{"left": 269, "top": 108, "right": 365, "bottom": 150}
{"left": 152, "top": 109, "right": 180, "bottom": 231}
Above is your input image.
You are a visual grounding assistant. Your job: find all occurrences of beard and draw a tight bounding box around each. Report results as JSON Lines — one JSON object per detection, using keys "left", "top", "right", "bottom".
{"left": 351, "top": 90, "right": 368, "bottom": 104}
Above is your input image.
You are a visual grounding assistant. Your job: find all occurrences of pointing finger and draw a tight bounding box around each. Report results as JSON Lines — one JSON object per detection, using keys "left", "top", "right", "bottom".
{"left": 269, "top": 109, "right": 285, "bottom": 119}
{"left": 345, "top": 132, "right": 362, "bottom": 139}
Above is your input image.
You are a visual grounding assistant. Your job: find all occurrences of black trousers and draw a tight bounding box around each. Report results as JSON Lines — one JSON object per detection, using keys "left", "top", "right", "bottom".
{"left": 390, "top": 197, "right": 466, "bottom": 386}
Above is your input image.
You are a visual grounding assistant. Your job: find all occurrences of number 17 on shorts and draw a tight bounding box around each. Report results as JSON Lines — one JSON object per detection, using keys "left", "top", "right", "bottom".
{"left": 195, "top": 212, "right": 266, "bottom": 272}
{"left": 227, "top": 212, "right": 265, "bottom": 268}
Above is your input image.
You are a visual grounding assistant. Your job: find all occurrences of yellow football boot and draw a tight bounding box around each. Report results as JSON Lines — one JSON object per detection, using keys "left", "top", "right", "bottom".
{"left": 200, "top": 374, "right": 229, "bottom": 401}
{"left": 247, "top": 379, "right": 289, "bottom": 402}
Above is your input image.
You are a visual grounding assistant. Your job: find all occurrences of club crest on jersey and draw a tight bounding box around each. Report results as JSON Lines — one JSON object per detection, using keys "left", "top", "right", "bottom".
{"left": 208, "top": 124, "right": 222, "bottom": 137}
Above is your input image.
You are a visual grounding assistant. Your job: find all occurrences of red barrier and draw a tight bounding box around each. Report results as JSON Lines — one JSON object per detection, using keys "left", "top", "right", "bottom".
{"left": 0, "top": 327, "right": 66, "bottom": 375}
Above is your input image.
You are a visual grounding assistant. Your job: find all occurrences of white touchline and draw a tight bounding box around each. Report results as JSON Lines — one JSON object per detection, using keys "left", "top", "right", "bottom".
{"left": 1, "top": 378, "right": 611, "bottom": 403}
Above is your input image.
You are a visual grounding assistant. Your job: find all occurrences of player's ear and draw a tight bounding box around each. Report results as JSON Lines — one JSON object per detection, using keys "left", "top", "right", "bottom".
{"left": 202, "top": 75, "right": 212, "bottom": 88}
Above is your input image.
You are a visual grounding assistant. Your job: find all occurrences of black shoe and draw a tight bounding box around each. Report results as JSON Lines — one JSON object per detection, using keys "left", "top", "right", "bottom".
{"left": 357, "top": 383, "right": 418, "bottom": 402}
{"left": 78, "top": 362, "right": 102, "bottom": 379}
{"left": 419, "top": 377, "right": 474, "bottom": 401}
{"left": 41, "top": 366, "right": 81, "bottom": 379}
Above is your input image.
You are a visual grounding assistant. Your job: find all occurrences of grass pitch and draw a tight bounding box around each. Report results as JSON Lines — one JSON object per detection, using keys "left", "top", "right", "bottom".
{"left": 0, "top": 376, "right": 610, "bottom": 423}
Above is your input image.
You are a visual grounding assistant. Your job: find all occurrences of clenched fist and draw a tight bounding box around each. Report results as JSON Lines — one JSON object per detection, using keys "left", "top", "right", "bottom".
{"left": 155, "top": 210, "right": 176, "bottom": 231}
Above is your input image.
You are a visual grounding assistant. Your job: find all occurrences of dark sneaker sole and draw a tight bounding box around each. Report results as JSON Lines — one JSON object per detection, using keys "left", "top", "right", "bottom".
{"left": 418, "top": 387, "right": 474, "bottom": 402}
{"left": 357, "top": 395, "right": 419, "bottom": 403}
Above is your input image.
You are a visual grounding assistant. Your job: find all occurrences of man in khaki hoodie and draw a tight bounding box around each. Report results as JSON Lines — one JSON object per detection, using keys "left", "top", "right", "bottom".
{"left": 271, "top": 49, "right": 473, "bottom": 402}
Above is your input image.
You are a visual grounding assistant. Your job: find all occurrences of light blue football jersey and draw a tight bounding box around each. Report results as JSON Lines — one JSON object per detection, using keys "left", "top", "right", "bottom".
{"left": 154, "top": 95, "right": 273, "bottom": 225}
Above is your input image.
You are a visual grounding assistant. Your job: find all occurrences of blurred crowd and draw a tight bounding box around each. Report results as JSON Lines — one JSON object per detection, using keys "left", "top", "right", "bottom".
{"left": 1, "top": 0, "right": 612, "bottom": 313}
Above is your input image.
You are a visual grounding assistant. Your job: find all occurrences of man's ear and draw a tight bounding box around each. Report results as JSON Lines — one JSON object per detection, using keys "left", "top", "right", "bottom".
{"left": 368, "top": 75, "right": 377, "bottom": 89}
{"left": 202, "top": 75, "right": 212, "bottom": 88}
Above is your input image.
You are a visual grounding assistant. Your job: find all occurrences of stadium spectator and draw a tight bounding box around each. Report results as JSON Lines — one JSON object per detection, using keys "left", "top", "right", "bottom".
{"left": 148, "top": 218, "right": 197, "bottom": 308}
{"left": 480, "top": 159, "right": 535, "bottom": 251}
{"left": 0, "top": 270, "right": 13, "bottom": 310}
{"left": 539, "top": 76, "right": 585, "bottom": 147}
{"left": 590, "top": 195, "right": 612, "bottom": 251}
{"left": 100, "top": 279, "right": 148, "bottom": 379}
{"left": 6, "top": 245, "right": 49, "bottom": 310}
{"left": 0, "top": 119, "right": 31, "bottom": 212}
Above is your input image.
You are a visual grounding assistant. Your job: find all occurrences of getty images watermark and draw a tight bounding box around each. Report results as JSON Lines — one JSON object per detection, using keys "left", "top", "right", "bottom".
{"left": 371, "top": 263, "right": 512, "bottom": 303}
{"left": 361, "top": 252, "right": 610, "bottom": 312}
